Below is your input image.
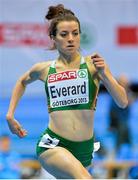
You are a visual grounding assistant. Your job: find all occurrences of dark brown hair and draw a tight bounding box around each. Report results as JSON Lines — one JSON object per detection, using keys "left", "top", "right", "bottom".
{"left": 45, "top": 4, "right": 81, "bottom": 38}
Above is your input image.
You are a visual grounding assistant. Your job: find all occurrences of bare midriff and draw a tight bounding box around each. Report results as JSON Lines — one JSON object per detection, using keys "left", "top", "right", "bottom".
{"left": 48, "top": 109, "right": 94, "bottom": 141}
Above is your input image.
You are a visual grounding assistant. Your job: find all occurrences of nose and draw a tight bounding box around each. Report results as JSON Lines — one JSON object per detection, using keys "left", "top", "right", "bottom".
{"left": 68, "top": 33, "right": 74, "bottom": 43}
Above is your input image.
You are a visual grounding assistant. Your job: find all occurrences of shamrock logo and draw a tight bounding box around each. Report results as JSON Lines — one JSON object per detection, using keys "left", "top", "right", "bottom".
{"left": 78, "top": 70, "right": 87, "bottom": 78}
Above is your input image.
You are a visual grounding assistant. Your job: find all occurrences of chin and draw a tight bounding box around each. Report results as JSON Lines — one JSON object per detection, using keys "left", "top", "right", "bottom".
{"left": 60, "top": 49, "right": 78, "bottom": 57}
{"left": 66, "top": 49, "right": 77, "bottom": 55}
{"left": 66, "top": 52, "right": 76, "bottom": 56}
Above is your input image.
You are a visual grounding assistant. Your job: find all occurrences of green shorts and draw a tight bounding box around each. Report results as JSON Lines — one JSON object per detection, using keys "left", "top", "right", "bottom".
{"left": 36, "top": 128, "right": 94, "bottom": 167}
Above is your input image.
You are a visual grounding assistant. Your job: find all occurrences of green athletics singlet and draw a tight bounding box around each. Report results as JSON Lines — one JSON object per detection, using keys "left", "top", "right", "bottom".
{"left": 45, "top": 56, "right": 99, "bottom": 113}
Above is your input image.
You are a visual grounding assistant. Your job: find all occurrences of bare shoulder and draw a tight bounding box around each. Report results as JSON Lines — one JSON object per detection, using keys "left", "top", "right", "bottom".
{"left": 31, "top": 61, "right": 51, "bottom": 71}
{"left": 19, "top": 60, "right": 52, "bottom": 86}
{"left": 32, "top": 61, "right": 52, "bottom": 81}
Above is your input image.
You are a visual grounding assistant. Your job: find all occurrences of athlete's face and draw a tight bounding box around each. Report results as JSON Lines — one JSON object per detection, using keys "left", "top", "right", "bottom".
{"left": 54, "top": 21, "right": 80, "bottom": 56}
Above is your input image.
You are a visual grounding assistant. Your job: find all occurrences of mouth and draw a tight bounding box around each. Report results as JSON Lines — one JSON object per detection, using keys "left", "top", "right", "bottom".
{"left": 66, "top": 45, "right": 75, "bottom": 48}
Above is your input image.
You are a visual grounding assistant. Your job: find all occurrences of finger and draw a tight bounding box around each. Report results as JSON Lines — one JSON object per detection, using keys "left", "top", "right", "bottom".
{"left": 17, "top": 127, "right": 27, "bottom": 137}
{"left": 14, "top": 129, "right": 22, "bottom": 136}
{"left": 93, "top": 61, "right": 105, "bottom": 66}
{"left": 19, "top": 130, "right": 27, "bottom": 137}
{"left": 93, "top": 60, "right": 105, "bottom": 67}
{"left": 19, "top": 130, "right": 24, "bottom": 137}
{"left": 22, "top": 129, "right": 28, "bottom": 136}
{"left": 94, "top": 65, "right": 105, "bottom": 68}
{"left": 91, "top": 53, "right": 101, "bottom": 58}
{"left": 93, "top": 57, "right": 104, "bottom": 62}
{"left": 92, "top": 60, "right": 104, "bottom": 66}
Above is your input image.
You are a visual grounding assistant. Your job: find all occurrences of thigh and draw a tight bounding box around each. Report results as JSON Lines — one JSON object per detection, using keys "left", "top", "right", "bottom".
{"left": 38, "top": 146, "right": 92, "bottom": 179}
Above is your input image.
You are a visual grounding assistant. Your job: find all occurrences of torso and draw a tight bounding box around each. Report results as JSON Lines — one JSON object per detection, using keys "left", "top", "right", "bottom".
{"left": 49, "top": 109, "right": 95, "bottom": 141}
{"left": 39, "top": 56, "right": 100, "bottom": 141}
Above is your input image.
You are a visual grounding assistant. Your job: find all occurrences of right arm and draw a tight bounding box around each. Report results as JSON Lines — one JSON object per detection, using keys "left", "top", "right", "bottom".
{"left": 6, "top": 62, "right": 48, "bottom": 138}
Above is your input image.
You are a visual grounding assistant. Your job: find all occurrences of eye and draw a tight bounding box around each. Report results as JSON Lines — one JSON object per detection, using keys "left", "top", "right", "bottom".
{"left": 73, "top": 31, "right": 79, "bottom": 36}
{"left": 60, "top": 32, "right": 68, "bottom": 37}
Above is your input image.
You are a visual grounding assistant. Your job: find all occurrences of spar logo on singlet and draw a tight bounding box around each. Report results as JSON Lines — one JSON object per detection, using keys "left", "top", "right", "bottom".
{"left": 48, "top": 69, "right": 89, "bottom": 108}
{"left": 48, "top": 69, "right": 87, "bottom": 83}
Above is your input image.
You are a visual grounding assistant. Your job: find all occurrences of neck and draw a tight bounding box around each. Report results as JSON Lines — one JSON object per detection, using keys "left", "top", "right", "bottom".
{"left": 58, "top": 52, "right": 81, "bottom": 65}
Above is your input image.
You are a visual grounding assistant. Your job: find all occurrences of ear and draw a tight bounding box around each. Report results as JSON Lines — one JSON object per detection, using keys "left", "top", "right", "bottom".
{"left": 50, "top": 35, "right": 56, "bottom": 45}
{"left": 50, "top": 35, "right": 56, "bottom": 40}
{"left": 49, "top": 36, "right": 57, "bottom": 50}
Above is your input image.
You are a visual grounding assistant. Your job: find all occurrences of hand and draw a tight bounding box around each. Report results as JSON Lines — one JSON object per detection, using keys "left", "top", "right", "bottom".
{"left": 6, "top": 115, "right": 27, "bottom": 138}
{"left": 91, "top": 53, "right": 106, "bottom": 75}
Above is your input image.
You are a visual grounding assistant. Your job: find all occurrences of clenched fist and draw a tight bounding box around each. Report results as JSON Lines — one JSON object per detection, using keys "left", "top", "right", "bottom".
{"left": 91, "top": 53, "right": 106, "bottom": 75}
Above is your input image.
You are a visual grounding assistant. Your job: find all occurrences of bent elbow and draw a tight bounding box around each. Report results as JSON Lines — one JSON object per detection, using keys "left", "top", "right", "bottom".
{"left": 119, "top": 98, "right": 128, "bottom": 109}
{"left": 119, "top": 89, "right": 129, "bottom": 109}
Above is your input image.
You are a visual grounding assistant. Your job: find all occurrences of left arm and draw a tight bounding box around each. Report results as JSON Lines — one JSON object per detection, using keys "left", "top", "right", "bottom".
{"left": 91, "top": 53, "right": 128, "bottom": 108}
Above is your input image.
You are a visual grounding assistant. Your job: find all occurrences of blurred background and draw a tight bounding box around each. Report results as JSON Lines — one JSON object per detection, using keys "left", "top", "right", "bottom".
{"left": 0, "top": 0, "right": 138, "bottom": 179}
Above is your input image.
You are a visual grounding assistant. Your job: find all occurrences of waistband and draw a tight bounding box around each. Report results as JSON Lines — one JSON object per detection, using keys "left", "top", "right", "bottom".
{"left": 45, "top": 128, "right": 94, "bottom": 154}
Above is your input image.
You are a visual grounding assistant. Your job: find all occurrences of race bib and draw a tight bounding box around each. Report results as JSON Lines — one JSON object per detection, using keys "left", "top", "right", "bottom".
{"left": 38, "top": 134, "right": 59, "bottom": 148}
{"left": 48, "top": 69, "right": 89, "bottom": 108}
